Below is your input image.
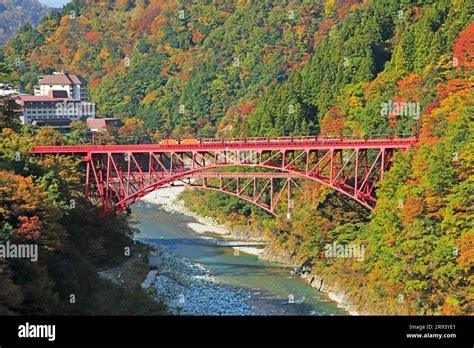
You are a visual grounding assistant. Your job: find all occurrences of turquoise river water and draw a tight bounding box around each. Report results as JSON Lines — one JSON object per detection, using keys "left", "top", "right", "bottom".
{"left": 132, "top": 202, "right": 347, "bottom": 315}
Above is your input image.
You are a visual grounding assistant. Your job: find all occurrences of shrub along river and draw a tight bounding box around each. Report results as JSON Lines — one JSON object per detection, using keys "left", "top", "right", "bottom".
{"left": 132, "top": 201, "right": 347, "bottom": 316}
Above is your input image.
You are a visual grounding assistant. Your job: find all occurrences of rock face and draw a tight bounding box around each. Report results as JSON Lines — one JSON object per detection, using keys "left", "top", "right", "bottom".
{"left": 226, "top": 225, "right": 266, "bottom": 242}
{"left": 258, "top": 243, "right": 367, "bottom": 315}
{"left": 300, "top": 273, "right": 368, "bottom": 315}
{"left": 258, "top": 242, "right": 299, "bottom": 265}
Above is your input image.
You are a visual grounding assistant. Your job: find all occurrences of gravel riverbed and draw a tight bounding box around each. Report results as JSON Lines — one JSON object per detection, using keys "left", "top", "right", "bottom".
{"left": 136, "top": 187, "right": 350, "bottom": 316}
{"left": 149, "top": 246, "right": 257, "bottom": 315}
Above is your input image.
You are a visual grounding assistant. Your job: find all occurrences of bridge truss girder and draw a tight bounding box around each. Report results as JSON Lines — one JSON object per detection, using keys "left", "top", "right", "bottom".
{"left": 83, "top": 146, "right": 395, "bottom": 216}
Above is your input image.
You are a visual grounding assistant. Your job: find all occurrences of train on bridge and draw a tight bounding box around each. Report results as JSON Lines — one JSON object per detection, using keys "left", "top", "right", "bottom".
{"left": 159, "top": 134, "right": 412, "bottom": 145}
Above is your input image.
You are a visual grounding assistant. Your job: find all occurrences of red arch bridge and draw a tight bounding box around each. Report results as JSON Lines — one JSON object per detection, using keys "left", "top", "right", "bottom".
{"left": 30, "top": 136, "right": 418, "bottom": 217}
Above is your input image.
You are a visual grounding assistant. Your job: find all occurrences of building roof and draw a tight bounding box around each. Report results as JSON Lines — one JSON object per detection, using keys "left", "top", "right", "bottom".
{"left": 38, "top": 73, "right": 87, "bottom": 86}
{"left": 17, "top": 95, "right": 80, "bottom": 103}
{"left": 87, "top": 118, "right": 123, "bottom": 130}
{"left": 68, "top": 74, "right": 87, "bottom": 85}
{"left": 31, "top": 119, "right": 72, "bottom": 126}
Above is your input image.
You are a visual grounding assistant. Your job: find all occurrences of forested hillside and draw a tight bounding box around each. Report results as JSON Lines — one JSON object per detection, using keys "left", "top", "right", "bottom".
{"left": 181, "top": 0, "right": 473, "bottom": 315}
{"left": 0, "top": 0, "right": 51, "bottom": 45}
{"left": 244, "top": 0, "right": 472, "bottom": 137}
{"left": 0, "top": 106, "right": 167, "bottom": 314}
{"left": 2, "top": 0, "right": 364, "bottom": 137}
{"left": 1, "top": 0, "right": 472, "bottom": 315}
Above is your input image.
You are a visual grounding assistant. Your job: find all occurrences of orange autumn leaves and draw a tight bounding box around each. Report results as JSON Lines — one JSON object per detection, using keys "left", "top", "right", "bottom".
{"left": 320, "top": 108, "right": 346, "bottom": 136}
{"left": 15, "top": 216, "right": 41, "bottom": 240}
{"left": 0, "top": 171, "right": 60, "bottom": 241}
{"left": 453, "top": 22, "right": 474, "bottom": 72}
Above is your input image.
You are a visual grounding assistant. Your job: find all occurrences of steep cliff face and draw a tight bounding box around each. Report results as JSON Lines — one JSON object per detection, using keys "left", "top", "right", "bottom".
{"left": 258, "top": 242, "right": 298, "bottom": 266}
{"left": 226, "top": 225, "right": 266, "bottom": 243}
{"left": 301, "top": 273, "right": 365, "bottom": 315}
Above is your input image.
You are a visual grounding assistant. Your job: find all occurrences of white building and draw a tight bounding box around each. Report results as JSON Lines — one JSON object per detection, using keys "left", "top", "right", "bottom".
{"left": 17, "top": 90, "right": 95, "bottom": 126}
{"left": 35, "top": 72, "right": 88, "bottom": 101}
{"left": 17, "top": 72, "right": 95, "bottom": 126}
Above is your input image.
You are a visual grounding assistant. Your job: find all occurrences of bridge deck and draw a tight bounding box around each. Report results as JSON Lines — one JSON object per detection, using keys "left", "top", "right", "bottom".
{"left": 30, "top": 138, "right": 418, "bottom": 154}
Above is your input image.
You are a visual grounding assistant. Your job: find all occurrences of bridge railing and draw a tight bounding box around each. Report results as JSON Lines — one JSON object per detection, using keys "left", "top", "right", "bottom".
{"left": 198, "top": 133, "right": 416, "bottom": 144}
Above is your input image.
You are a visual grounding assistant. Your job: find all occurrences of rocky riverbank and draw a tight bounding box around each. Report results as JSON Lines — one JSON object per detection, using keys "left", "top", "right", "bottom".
{"left": 147, "top": 246, "right": 256, "bottom": 315}
{"left": 258, "top": 241, "right": 299, "bottom": 265}
{"left": 139, "top": 188, "right": 357, "bottom": 315}
{"left": 259, "top": 242, "right": 362, "bottom": 315}
{"left": 140, "top": 187, "right": 227, "bottom": 231}
{"left": 141, "top": 188, "right": 266, "bottom": 255}
{"left": 300, "top": 273, "right": 362, "bottom": 315}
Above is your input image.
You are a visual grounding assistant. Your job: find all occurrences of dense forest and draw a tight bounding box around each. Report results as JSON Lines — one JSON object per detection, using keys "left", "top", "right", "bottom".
{"left": 0, "top": 0, "right": 51, "bottom": 45}
{"left": 2, "top": 0, "right": 361, "bottom": 137}
{"left": 182, "top": 0, "right": 473, "bottom": 315}
{"left": 0, "top": 101, "right": 167, "bottom": 314}
{"left": 0, "top": 0, "right": 472, "bottom": 315}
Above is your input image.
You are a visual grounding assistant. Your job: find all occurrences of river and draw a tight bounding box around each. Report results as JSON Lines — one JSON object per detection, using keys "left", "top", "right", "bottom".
{"left": 132, "top": 201, "right": 347, "bottom": 316}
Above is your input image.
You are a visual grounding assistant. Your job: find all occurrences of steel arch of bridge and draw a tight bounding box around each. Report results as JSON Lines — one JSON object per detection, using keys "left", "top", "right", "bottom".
{"left": 30, "top": 137, "right": 418, "bottom": 217}
{"left": 155, "top": 172, "right": 302, "bottom": 216}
